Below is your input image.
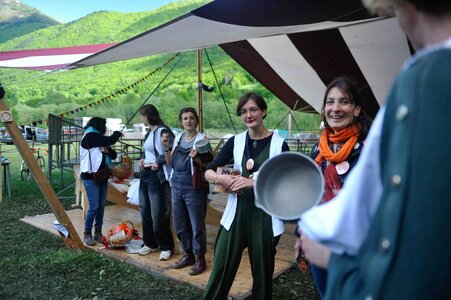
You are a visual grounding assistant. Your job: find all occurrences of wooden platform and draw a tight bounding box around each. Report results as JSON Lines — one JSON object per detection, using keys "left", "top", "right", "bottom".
{"left": 21, "top": 201, "right": 297, "bottom": 299}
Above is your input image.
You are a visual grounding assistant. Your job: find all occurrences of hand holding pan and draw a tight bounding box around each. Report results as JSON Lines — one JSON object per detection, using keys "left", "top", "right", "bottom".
{"left": 254, "top": 152, "right": 324, "bottom": 221}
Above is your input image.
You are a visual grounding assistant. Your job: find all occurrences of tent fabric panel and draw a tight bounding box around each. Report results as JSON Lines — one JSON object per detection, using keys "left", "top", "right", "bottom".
{"left": 248, "top": 35, "right": 326, "bottom": 112}
{"left": 220, "top": 40, "right": 315, "bottom": 113}
{"left": 70, "top": 14, "right": 379, "bottom": 68}
{"left": 193, "top": 0, "right": 373, "bottom": 26}
{"left": 288, "top": 29, "right": 380, "bottom": 118}
{"left": 0, "top": 54, "right": 94, "bottom": 70}
{"left": 339, "top": 18, "right": 411, "bottom": 106}
{"left": 0, "top": 43, "right": 116, "bottom": 71}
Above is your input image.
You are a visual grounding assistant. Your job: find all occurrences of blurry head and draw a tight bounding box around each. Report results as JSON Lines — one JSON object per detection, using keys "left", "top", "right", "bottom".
{"left": 85, "top": 117, "right": 107, "bottom": 135}
{"left": 139, "top": 104, "right": 163, "bottom": 126}
{"left": 363, "top": 0, "right": 451, "bottom": 16}
{"left": 237, "top": 92, "right": 268, "bottom": 129}
{"left": 321, "top": 77, "right": 363, "bottom": 134}
{"left": 179, "top": 107, "right": 199, "bottom": 131}
{"left": 363, "top": 0, "right": 451, "bottom": 49}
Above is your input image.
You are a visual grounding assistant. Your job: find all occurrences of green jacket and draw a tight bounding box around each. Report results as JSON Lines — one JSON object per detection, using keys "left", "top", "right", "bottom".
{"left": 326, "top": 49, "right": 451, "bottom": 300}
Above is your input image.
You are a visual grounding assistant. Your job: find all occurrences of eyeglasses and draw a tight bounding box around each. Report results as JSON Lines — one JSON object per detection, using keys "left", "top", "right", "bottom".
{"left": 239, "top": 107, "right": 260, "bottom": 116}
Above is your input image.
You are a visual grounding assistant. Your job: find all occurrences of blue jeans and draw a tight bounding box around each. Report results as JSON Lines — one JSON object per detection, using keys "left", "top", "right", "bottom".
{"left": 172, "top": 186, "right": 207, "bottom": 255}
{"left": 139, "top": 168, "right": 174, "bottom": 251}
{"left": 83, "top": 178, "right": 108, "bottom": 233}
{"left": 311, "top": 265, "right": 327, "bottom": 298}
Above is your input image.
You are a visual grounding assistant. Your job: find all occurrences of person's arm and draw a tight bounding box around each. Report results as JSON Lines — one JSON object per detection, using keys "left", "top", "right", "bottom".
{"left": 81, "top": 131, "right": 122, "bottom": 149}
{"left": 282, "top": 141, "right": 290, "bottom": 152}
{"left": 155, "top": 128, "right": 172, "bottom": 167}
{"left": 104, "top": 146, "right": 117, "bottom": 160}
{"left": 300, "top": 232, "right": 331, "bottom": 269}
{"left": 161, "top": 131, "right": 174, "bottom": 166}
{"left": 205, "top": 137, "right": 235, "bottom": 189}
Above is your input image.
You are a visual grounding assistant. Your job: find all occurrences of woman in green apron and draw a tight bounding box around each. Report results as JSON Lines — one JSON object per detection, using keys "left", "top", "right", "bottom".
{"left": 203, "top": 92, "right": 289, "bottom": 299}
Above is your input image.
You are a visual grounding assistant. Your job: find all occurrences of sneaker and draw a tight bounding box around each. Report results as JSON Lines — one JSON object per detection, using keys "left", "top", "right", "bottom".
{"left": 83, "top": 233, "right": 96, "bottom": 246}
{"left": 138, "top": 245, "right": 159, "bottom": 256}
{"left": 159, "top": 250, "right": 172, "bottom": 261}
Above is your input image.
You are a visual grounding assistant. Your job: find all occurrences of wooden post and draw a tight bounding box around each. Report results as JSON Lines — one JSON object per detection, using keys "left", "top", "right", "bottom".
{"left": 197, "top": 49, "right": 203, "bottom": 133}
{"left": 0, "top": 99, "right": 84, "bottom": 250}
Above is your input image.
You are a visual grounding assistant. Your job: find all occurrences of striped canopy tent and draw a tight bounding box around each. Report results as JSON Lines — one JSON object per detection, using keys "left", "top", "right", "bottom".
{"left": 0, "top": 0, "right": 412, "bottom": 117}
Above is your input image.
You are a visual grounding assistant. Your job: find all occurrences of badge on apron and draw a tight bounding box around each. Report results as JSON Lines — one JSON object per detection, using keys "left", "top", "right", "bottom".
{"left": 335, "top": 161, "right": 350, "bottom": 175}
{"left": 246, "top": 158, "right": 254, "bottom": 171}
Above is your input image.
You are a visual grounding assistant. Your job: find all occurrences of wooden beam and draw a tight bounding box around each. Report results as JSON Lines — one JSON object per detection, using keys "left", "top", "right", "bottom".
{"left": 0, "top": 99, "right": 84, "bottom": 250}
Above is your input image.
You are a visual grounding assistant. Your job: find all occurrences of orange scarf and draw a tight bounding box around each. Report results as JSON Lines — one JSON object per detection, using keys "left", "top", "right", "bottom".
{"left": 315, "top": 123, "right": 360, "bottom": 165}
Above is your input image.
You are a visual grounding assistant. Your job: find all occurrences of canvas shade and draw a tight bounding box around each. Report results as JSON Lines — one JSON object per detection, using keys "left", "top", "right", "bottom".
{"left": 0, "top": 0, "right": 412, "bottom": 116}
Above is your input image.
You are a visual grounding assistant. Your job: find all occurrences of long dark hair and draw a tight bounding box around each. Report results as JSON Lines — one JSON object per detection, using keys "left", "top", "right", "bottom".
{"left": 85, "top": 117, "right": 106, "bottom": 135}
{"left": 140, "top": 104, "right": 166, "bottom": 127}
{"left": 321, "top": 77, "right": 372, "bottom": 139}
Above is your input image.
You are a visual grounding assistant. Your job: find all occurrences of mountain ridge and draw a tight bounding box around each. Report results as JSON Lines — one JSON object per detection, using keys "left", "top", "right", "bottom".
{"left": 0, "top": 0, "right": 60, "bottom": 43}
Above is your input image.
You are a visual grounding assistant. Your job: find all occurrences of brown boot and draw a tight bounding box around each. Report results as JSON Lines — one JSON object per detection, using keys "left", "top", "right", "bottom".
{"left": 172, "top": 253, "right": 195, "bottom": 269}
{"left": 189, "top": 254, "right": 207, "bottom": 276}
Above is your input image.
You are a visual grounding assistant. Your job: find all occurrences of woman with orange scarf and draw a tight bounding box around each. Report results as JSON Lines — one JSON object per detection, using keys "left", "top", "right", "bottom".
{"left": 305, "top": 77, "right": 372, "bottom": 298}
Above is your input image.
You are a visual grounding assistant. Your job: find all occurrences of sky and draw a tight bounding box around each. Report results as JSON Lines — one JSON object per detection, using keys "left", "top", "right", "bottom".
{"left": 20, "top": 0, "right": 178, "bottom": 23}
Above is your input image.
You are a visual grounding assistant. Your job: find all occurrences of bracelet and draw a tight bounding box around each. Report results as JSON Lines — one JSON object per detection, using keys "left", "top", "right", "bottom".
{"left": 164, "top": 148, "right": 170, "bottom": 153}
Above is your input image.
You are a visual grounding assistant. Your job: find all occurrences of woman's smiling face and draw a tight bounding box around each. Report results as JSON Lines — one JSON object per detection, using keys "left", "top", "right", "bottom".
{"left": 324, "top": 87, "right": 361, "bottom": 133}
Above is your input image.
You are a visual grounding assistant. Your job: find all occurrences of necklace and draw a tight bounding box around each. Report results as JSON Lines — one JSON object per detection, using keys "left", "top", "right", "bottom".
{"left": 251, "top": 130, "right": 269, "bottom": 148}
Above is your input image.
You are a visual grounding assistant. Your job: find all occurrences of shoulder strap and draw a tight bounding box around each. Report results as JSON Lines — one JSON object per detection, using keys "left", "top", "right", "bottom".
{"left": 84, "top": 135, "right": 94, "bottom": 173}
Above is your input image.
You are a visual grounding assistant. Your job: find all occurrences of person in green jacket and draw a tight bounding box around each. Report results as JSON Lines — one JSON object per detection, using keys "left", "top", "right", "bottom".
{"left": 298, "top": 0, "right": 451, "bottom": 299}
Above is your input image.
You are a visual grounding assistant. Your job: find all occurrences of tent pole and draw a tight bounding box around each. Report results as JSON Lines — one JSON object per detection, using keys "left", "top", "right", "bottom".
{"left": 288, "top": 110, "right": 292, "bottom": 138}
{"left": 0, "top": 98, "right": 84, "bottom": 250}
{"left": 197, "top": 49, "right": 203, "bottom": 132}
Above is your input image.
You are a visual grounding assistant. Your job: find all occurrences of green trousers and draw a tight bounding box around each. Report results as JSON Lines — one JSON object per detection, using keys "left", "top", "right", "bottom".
{"left": 204, "top": 191, "right": 280, "bottom": 300}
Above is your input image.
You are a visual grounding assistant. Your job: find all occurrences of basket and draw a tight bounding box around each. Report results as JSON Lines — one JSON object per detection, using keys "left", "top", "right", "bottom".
{"left": 112, "top": 155, "right": 132, "bottom": 179}
{"left": 103, "top": 220, "right": 135, "bottom": 248}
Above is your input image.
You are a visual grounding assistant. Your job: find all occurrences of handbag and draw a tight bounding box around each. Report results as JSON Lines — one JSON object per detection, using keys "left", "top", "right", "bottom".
{"left": 93, "top": 167, "right": 112, "bottom": 183}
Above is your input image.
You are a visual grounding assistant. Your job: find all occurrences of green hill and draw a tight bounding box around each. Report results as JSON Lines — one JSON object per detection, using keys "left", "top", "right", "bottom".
{"left": 0, "top": 0, "right": 60, "bottom": 43}
{"left": 0, "top": 0, "right": 320, "bottom": 132}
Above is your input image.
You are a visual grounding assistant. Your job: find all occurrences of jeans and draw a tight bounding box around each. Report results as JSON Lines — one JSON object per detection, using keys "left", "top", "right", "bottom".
{"left": 83, "top": 178, "right": 108, "bottom": 233}
{"left": 172, "top": 186, "right": 207, "bottom": 255}
{"left": 311, "top": 265, "right": 327, "bottom": 298}
{"left": 139, "top": 168, "right": 174, "bottom": 251}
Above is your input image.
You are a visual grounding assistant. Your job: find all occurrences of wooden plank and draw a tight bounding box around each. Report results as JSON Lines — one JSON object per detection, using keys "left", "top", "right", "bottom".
{"left": 21, "top": 206, "right": 297, "bottom": 300}
{"left": 0, "top": 99, "right": 83, "bottom": 250}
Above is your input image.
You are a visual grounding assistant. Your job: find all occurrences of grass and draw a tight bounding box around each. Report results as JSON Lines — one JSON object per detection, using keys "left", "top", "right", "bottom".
{"left": 0, "top": 144, "right": 319, "bottom": 299}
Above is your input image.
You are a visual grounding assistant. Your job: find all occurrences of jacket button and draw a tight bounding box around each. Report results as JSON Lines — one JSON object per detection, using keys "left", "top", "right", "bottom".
{"left": 391, "top": 174, "right": 401, "bottom": 186}
{"left": 396, "top": 105, "right": 409, "bottom": 121}
{"left": 380, "top": 238, "right": 390, "bottom": 251}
